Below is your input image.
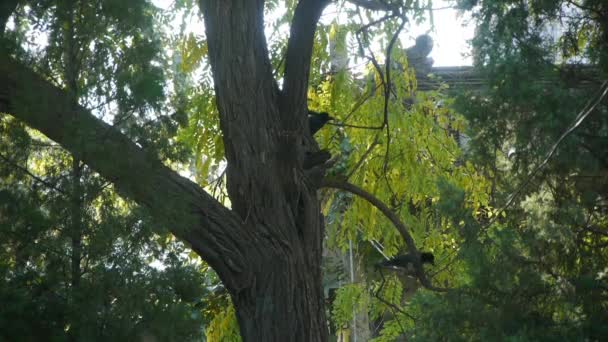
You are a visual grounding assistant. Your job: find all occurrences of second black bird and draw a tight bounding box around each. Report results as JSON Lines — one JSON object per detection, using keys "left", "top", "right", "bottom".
{"left": 377, "top": 252, "right": 435, "bottom": 271}
{"left": 308, "top": 110, "right": 333, "bottom": 135}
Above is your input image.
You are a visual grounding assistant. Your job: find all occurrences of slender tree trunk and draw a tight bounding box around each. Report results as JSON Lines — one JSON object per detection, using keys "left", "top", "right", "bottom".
{"left": 61, "top": 0, "right": 83, "bottom": 294}
{"left": 61, "top": 4, "right": 85, "bottom": 339}
{"left": 68, "top": 157, "right": 84, "bottom": 342}
{"left": 69, "top": 158, "right": 83, "bottom": 290}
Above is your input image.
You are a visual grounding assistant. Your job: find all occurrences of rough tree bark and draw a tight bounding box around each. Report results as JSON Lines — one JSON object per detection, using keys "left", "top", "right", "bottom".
{"left": 199, "top": 1, "right": 330, "bottom": 339}
{"left": 1, "top": 0, "right": 331, "bottom": 340}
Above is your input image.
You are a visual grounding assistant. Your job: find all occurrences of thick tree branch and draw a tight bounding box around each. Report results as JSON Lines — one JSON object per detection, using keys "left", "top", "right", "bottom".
{"left": 200, "top": 0, "right": 277, "bottom": 122}
{"left": 199, "top": 1, "right": 295, "bottom": 221}
{"left": 0, "top": 54, "right": 252, "bottom": 291}
{"left": 281, "top": 0, "right": 329, "bottom": 128}
{"left": 0, "top": 152, "right": 68, "bottom": 195}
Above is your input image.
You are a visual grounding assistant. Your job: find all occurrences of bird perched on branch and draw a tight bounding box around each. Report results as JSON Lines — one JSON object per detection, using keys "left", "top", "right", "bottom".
{"left": 308, "top": 110, "right": 333, "bottom": 135}
{"left": 377, "top": 252, "right": 435, "bottom": 271}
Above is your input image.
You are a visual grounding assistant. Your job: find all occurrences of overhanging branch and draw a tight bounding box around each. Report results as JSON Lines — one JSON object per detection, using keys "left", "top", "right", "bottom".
{"left": 0, "top": 54, "right": 252, "bottom": 291}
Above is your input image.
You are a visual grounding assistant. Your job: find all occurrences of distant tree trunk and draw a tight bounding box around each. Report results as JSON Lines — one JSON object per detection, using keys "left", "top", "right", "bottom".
{"left": 69, "top": 158, "right": 83, "bottom": 291}
{"left": 61, "top": 4, "right": 86, "bottom": 340}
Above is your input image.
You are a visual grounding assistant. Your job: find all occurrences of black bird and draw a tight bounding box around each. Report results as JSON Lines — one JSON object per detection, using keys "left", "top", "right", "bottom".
{"left": 308, "top": 110, "right": 333, "bottom": 135}
{"left": 303, "top": 150, "right": 332, "bottom": 169}
{"left": 377, "top": 252, "right": 434, "bottom": 271}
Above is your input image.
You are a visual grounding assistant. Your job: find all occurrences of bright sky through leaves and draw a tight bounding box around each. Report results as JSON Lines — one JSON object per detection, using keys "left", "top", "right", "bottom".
{"left": 151, "top": 0, "right": 474, "bottom": 66}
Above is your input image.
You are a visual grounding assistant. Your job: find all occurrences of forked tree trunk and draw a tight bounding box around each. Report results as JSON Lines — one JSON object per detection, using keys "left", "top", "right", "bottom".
{"left": 0, "top": 0, "right": 332, "bottom": 340}
{"left": 199, "top": 1, "right": 330, "bottom": 340}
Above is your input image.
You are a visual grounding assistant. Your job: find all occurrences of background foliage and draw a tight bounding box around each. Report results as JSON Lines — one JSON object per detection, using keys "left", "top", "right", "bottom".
{"left": 1, "top": 0, "right": 606, "bottom": 341}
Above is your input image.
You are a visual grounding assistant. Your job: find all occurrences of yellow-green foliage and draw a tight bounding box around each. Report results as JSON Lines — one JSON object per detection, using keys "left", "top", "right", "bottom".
{"left": 316, "top": 48, "right": 491, "bottom": 256}
{"left": 206, "top": 304, "right": 241, "bottom": 342}
{"left": 307, "top": 13, "right": 492, "bottom": 336}
{"left": 331, "top": 283, "right": 369, "bottom": 329}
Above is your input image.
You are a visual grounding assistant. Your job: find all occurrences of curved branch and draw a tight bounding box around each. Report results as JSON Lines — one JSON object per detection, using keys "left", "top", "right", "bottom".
{"left": 321, "top": 178, "right": 417, "bottom": 250}
{"left": 321, "top": 178, "right": 447, "bottom": 291}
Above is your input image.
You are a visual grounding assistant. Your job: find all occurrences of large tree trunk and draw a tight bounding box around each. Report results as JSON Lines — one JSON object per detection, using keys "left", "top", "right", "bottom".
{"left": 230, "top": 243, "right": 327, "bottom": 340}
{"left": 1, "top": 0, "right": 331, "bottom": 340}
{"left": 199, "top": 0, "right": 330, "bottom": 340}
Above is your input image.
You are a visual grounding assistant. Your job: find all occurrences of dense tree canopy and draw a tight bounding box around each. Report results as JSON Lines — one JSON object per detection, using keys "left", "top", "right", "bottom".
{"left": 0, "top": 0, "right": 606, "bottom": 341}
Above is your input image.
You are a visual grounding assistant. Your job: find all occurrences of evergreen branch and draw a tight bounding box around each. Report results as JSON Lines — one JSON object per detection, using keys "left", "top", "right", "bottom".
{"left": 487, "top": 80, "right": 608, "bottom": 228}
{"left": 0, "top": 152, "right": 67, "bottom": 195}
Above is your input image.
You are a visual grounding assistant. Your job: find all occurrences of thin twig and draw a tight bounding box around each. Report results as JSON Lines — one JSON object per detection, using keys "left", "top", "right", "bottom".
{"left": 0, "top": 152, "right": 67, "bottom": 195}
{"left": 485, "top": 80, "right": 608, "bottom": 228}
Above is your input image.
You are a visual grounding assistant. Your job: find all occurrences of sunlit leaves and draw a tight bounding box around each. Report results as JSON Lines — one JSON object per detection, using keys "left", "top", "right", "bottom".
{"left": 332, "top": 283, "right": 369, "bottom": 329}
{"left": 176, "top": 87, "right": 223, "bottom": 188}
{"left": 305, "top": 10, "right": 492, "bottom": 337}
{"left": 179, "top": 33, "right": 207, "bottom": 73}
{"left": 317, "top": 57, "right": 489, "bottom": 254}
{"left": 205, "top": 304, "right": 241, "bottom": 342}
